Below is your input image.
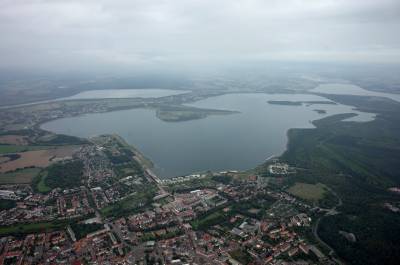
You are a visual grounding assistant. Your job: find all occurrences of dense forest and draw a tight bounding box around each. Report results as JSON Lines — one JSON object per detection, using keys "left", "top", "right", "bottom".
{"left": 45, "top": 160, "right": 84, "bottom": 189}
{"left": 278, "top": 94, "right": 400, "bottom": 265}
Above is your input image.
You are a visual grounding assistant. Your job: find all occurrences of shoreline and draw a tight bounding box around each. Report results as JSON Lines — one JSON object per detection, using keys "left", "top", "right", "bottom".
{"left": 0, "top": 88, "right": 192, "bottom": 110}
{"left": 32, "top": 92, "right": 377, "bottom": 180}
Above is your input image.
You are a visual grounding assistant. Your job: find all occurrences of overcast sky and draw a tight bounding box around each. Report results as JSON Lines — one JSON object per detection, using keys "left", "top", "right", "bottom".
{"left": 0, "top": 0, "right": 399, "bottom": 72}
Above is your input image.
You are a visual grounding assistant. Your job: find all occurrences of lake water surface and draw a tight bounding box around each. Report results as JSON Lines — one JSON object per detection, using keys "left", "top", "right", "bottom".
{"left": 42, "top": 93, "right": 374, "bottom": 178}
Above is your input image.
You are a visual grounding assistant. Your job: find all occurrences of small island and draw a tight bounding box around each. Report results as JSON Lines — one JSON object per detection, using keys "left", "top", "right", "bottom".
{"left": 268, "top": 100, "right": 336, "bottom": 106}
{"left": 313, "top": 109, "right": 327, "bottom": 114}
{"left": 155, "top": 105, "right": 239, "bottom": 122}
{"left": 267, "top": 100, "right": 302, "bottom": 106}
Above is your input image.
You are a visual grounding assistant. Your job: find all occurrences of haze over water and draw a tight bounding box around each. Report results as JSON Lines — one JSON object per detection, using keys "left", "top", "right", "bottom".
{"left": 312, "top": 84, "right": 400, "bottom": 102}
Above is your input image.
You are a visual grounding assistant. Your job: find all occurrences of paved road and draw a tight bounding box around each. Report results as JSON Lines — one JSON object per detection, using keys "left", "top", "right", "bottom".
{"left": 312, "top": 187, "right": 345, "bottom": 265}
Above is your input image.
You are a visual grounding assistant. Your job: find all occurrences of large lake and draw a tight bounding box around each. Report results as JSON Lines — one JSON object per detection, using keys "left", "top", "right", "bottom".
{"left": 42, "top": 93, "right": 374, "bottom": 178}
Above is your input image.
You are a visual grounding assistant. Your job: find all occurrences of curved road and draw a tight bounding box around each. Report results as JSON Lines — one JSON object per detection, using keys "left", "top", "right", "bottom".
{"left": 312, "top": 187, "right": 345, "bottom": 265}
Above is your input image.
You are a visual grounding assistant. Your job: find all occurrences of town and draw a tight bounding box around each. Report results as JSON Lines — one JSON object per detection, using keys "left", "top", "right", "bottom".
{"left": 0, "top": 132, "right": 343, "bottom": 265}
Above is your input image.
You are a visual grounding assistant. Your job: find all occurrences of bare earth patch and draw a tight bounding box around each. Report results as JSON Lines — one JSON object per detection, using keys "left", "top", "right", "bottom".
{"left": 0, "top": 146, "right": 80, "bottom": 173}
{"left": 0, "top": 157, "right": 10, "bottom": 164}
{"left": 0, "top": 135, "right": 29, "bottom": 145}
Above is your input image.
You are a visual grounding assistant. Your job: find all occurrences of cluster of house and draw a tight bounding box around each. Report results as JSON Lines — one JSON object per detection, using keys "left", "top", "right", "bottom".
{"left": 0, "top": 232, "right": 75, "bottom": 264}
{"left": 0, "top": 186, "right": 95, "bottom": 226}
{"left": 160, "top": 174, "right": 206, "bottom": 185}
{"left": 0, "top": 139, "right": 339, "bottom": 265}
{"left": 0, "top": 224, "right": 129, "bottom": 264}
{"left": 169, "top": 189, "right": 228, "bottom": 220}
{"left": 268, "top": 161, "right": 290, "bottom": 175}
{"left": 191, "top": 208, "right": 325, "bottom": 264}
{"left": 0, "top": 179, "right": 337, "bottom": 265}
{"left": 56, "top": 189, "right": 94, "bottom": 218}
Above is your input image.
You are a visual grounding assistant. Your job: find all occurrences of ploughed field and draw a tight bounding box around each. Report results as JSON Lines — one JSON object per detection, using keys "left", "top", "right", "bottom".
{"left": 0, "top": 131, "right": 83, "bottom": 184}
{"left": 0, "top": 146, "right": 79, "bottom": 173}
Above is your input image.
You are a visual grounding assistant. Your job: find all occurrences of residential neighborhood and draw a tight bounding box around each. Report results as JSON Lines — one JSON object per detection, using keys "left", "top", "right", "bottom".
{"left": 0, "top": 136, "right": 339, "bottom": 265}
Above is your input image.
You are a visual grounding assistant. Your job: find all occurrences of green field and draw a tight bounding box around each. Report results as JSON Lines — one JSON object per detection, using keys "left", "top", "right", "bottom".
{"left": 0, "top": 221, "right": 65, "bottom": 236}
{"left": 287, "top": 182, "right": 327, "bottom": 201}
{"left": 35, "top": 171, "right": 51, "bottom": 193}
{"left": 0, "top": 167, "right": 41, "bottom": 184}
{"left": 0, "top": 145, "right": 51, "bottom": 154}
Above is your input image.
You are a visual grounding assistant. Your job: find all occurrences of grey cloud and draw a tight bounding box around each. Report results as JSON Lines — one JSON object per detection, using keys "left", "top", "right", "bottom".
{"left": 0, "top": 0, "right": 399, "bottom": 72}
